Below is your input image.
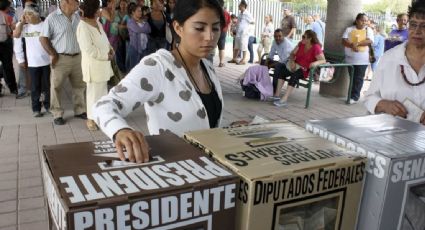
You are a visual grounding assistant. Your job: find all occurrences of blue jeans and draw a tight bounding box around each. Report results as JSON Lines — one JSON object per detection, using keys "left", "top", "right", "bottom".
{"left": 248, "top": 36, "right": 256, "bottom": 63}
{"left": 350, "top": 65, "right": 368, "bottom": 101}
{"left": 28, "top": 65, "right": 50, "bottom": 112}
{"left": 126, "top": 45, "right": 145, "bottom": 72}
{"left": 17, "top": 65, "right": 28, "bottom": 95}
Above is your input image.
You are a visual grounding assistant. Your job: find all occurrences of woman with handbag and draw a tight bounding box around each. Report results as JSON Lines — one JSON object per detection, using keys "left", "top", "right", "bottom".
{"left": 77, "top": 0, "right": 114, "bottom": 131}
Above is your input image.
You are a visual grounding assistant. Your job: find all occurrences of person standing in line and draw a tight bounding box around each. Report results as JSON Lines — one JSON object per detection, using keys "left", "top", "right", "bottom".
{"left": 370, "top": 23, "right": 385, "bottom": 72}
{"left": 114, "top": 0, "right": 130, "bottom": 73}
{"left": 217, "top": 0, "right": 231, "bottom": 67}
{"left": 77, "top": 0, "right": 113, "bottom": 131}
{"left": 126, "top": 4, "right": 151, "bottom": 71}
{"left": 247, "top": 22, "right": 256, "bottom": 64}
{"left": 100, "top": 0, "right": 119, "bottom": 51}
{"left": 311, "top": 13, "right": 325, "bottom": 46}
{"left": 146, "top": 0, "right": 167, "bottom": 53}
{"left": 385, "top": 13, "right": 409, "bottom": 51}
{"left": 304, "top": 15, "right": 314, "bottom": 31}
{"left": 13, "top": 0, "right": 36, "bottom": 99}
{"left": 0, "top": 0, "right": 18, "bottom": 96}
{"left": 40, "top": 0, "right": 87, "bottom": 125}
{"left": 364, "top": 1, "right": 425, "bottom": 125}
{"left": 228, "top": 0, "right": 253, "bottom": 65}
{"left": 16, "top": 4, "right": 50, "bottom": 117}
{"left": 256, "top": 14, "right": 274, "bottom": 63}
{"left": 280, "top": 8, "right": 296, "bottom": 40}
{"left": 342, "top": 13, "right": 374, "bottom": 104}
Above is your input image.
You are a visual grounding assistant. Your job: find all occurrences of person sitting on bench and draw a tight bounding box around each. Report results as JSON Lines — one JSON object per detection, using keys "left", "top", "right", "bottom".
{"left": 264, "top": 28, "right": 294, "bottom": 100}
{"left": 273, "top": 30, "right": 326, "bottom": 107}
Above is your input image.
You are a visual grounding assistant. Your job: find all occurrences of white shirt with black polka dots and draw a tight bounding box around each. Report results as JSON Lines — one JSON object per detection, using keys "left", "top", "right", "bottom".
{"left": 93, "top": 49, "right": 224, "bottom": 140}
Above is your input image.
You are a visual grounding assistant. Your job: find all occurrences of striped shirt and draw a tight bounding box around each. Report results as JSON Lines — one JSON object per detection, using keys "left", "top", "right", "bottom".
{"left": 41, "top": 8, "right": 80, "bottom": 54}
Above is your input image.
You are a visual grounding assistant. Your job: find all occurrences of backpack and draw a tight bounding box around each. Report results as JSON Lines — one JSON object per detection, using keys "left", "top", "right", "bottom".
{"left": 0, "top": 13, "right": 11, "bottom": 42}
{"left": 240, "top": 79, "right": 261, "bottom": 99}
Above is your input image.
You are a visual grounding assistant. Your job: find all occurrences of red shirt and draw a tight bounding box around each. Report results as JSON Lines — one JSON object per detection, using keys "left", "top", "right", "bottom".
{"left": 295, "top": 42, "right": 323, "bottom": 78}
{"left": 222, "top": 10, "right": 231, "bottom": 32}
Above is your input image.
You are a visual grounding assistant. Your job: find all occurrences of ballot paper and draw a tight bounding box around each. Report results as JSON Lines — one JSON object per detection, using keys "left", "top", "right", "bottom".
{"left": 403, "top": 99, "right": 423, "bottom": 123}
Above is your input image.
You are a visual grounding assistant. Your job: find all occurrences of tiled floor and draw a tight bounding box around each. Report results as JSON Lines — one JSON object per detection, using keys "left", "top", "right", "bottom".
{"left": 0, "top": 49, "right": 369, "bottom": 229}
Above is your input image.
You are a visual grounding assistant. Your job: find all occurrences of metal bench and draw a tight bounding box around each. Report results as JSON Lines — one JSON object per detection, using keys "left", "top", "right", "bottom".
{"left": 262, "top": 52, "right": 354, "bottom": 108}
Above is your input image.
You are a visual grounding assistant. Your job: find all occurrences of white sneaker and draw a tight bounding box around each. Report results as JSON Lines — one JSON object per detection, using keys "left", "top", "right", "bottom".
{"left": 267, "top": 96, "right": 281, "bottom": 101}
{"left": 273, "top": 100, "right": 287, "bottom": 107}
{"left": 349, "top": 99, "right": 358, "bottom": 104}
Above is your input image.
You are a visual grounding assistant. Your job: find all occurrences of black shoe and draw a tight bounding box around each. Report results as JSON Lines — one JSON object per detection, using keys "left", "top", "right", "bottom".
{"left": 11, "top": 89, "right": 18, "bottom": 95}
{"left": 74, "top": 112, "right": 87, "bottom": 120}
{"left": 54, "top": 117, "right": 65, "bottom": 125}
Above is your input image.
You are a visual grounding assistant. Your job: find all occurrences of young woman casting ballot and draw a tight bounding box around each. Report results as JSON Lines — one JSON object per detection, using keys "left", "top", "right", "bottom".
{"left": 93, "top": 0, "right": 226, "bottom": 163}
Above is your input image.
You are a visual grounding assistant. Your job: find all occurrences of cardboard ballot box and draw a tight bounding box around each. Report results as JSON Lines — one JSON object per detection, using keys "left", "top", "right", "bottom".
{"left": 306, "top": 114, "right": 425, "bottom": 230}
{"left": 41, "top": 132, "right": 238, "bottom": 230}
{"left": 184, "top": 121, "right": 366, "bottom": 230}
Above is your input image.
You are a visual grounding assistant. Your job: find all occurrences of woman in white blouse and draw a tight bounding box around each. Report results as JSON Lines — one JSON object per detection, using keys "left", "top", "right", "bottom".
{"left": 76, "top": 0, "right": 113, "bottom": 131}
{"left": 256, "top": 14, "right": 274, "bottom": 63}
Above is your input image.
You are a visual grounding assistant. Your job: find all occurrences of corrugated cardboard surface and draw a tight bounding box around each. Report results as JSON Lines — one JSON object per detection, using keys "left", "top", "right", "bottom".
{"left": 306, "top": 114, "right": 425, "bottom": 230}
{"left": 42, "top": 132, "right": 238, "bottom": 230}
{"left": 185, "top": 122, "right": 366, "bottom": 230}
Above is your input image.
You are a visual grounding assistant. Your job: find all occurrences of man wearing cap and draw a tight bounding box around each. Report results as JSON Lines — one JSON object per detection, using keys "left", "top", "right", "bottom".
{"left": 40, "top": 0, "right": 87, "bottom": 125}
{"left": 281, "top": 8, "right": 297, "bottom": 40}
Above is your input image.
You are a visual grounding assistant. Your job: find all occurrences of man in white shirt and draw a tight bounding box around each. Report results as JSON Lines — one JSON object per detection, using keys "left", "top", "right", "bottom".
{"left": 228, "top": 0, "right": 254, "bottom": 65}
{"left": 364, "top": 0, "right": 425, "bottom": 125}
{"left": 265, "top": 29, "right": 295, "bottom": 97}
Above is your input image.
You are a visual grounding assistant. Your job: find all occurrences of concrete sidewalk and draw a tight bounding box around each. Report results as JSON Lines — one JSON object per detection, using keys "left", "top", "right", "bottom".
{"left": 0, "top": 52, "right": 369, "bottom": 229}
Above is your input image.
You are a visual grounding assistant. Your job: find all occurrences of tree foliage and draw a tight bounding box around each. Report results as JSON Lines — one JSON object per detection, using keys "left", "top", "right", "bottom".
{"left": 363, "top": 0, "right": 410, "bottom": 14}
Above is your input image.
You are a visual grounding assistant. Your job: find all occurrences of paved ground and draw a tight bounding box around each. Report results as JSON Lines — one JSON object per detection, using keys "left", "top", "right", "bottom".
{"left": 0, "top": 48, "right": 370, "bottom": 229}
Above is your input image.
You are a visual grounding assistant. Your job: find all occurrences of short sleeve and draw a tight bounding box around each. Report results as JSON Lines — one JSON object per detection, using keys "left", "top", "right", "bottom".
{"left": 342, "top": 27, "right": 350, "bottom": 39}
{"left": 41, "top": 16, "right": 51, "bottom": 38}
{"left": 313, "top": 44, "right": 323, "bottom": 57}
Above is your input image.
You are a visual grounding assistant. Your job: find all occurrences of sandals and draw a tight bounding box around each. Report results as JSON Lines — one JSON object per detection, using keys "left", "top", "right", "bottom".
{"left": 218, "top": 63, "right": 225, "bottom": 67}
{"left": 236, "top": 61, "right": 246, "bottom": 65}
{"left": 86, "top": 119, "right": 98, "bottom": 131}
{"left": 227, "top": 60, "right": 237, "bottom": 63}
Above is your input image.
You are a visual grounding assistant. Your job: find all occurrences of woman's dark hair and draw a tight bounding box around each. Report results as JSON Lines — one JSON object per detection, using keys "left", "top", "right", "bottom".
{"left": 0, "top": 0, "right": 11, "bottom": 11}
{"left": 173, "top": 0, "right": 225, "bottom": 42}
{"left": 304, "top": 30, "right": 321, "bottom": 46}
{"left": 408, "top": 0, "right": 425, "bottom": 19}
{"left": 127, "top": 2, "right": 138, "bottom": 16}
{"left": 174, "top": 0, "right": 225, "bottom": 28}
{"left": 116, "top": 0, "right": 128, "bottom": 11}
{"left": 353, "top": 13, "right": 367, "bottom": 25}
{"left": 79, "top": 0, "right": 99, "bottom": 18}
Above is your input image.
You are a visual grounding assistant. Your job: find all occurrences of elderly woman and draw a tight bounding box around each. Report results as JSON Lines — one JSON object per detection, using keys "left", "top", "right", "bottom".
{"left": 126, "top": 4, "right": 151, "bottom": 71}
{"left": 76, "top": 0, "right": 113, "bottom": 130}
{"left": 342, "top": 13, "right": 374, "bottom": 104}
{"left": 364, "top": 1, "right": 425, "bottom": 125}
{"left": 273, "top": 30, "right": 326, "bottom": 107}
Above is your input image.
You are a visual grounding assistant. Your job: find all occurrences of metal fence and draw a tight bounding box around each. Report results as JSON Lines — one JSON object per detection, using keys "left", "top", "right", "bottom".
{"left": 227, "top": 0, "right": 283, "bottom": 40}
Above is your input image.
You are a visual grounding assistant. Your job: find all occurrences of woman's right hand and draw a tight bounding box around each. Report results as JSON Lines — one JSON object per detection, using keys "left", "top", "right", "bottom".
{"left": 114, "top": 129, "right": 150, "bottom": 163}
